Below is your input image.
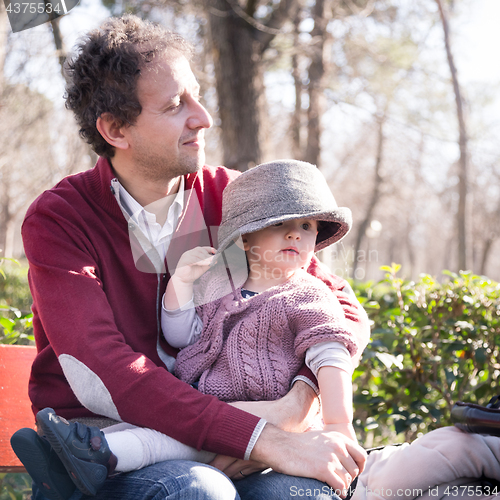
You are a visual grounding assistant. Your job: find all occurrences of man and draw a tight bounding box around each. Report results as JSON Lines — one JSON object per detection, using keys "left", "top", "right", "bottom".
{"left": 18, "top": 14, "right": 369, "bottom": 500}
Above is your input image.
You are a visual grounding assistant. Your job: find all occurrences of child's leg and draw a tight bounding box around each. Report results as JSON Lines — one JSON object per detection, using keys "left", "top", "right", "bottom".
{"left": 34, "top": 407, "right": 215, "bottom": 499}
{"left": 35, "top": 408, "right": 116, "bottom": 497}
{"left": 355, "top": 426, "right": 500, "bottom": 500}
{"left": 103, "top": 423, "right": 216, "bottom": 472}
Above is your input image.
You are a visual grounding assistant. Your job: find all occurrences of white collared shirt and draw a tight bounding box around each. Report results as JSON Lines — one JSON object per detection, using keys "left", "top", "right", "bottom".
{"left": 111, "top": 176, "right": 185, "bottom": 262}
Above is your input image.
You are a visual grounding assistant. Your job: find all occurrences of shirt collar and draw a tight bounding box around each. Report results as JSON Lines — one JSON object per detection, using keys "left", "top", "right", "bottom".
{"left": 111, "top": 176, "right": 185, "bottom": 243}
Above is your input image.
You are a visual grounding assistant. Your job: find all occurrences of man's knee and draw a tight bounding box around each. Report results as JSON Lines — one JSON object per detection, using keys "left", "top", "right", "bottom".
{"left": 125, "top": 460, "right": 238, "bottom": 500}
{"left": 183, "top": 464, "right": 238, "bottom": 500}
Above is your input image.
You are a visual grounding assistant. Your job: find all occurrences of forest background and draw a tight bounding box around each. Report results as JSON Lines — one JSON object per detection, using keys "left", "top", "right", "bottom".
{"left": 1, "top": 0, "right": 500, "bottom": 282}
{"left": 1, "top": 0, "right": 500, "bottom": 497}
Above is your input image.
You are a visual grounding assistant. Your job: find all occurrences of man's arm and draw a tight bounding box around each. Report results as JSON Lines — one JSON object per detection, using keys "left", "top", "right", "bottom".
{"left": 212, "top": 384, "right": 367, "bottom": 495}
{"left": 23, "top": 202, "right": 261, "bottom": 460}
{"left": 229, "top": 378, "right": 320, "bottom": 433}
{"left": 210, "top": 381, "right": 321, "bottom": 478}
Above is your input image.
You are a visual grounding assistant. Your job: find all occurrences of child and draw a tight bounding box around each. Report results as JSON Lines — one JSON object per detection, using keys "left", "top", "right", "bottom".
{"left": 163, "top": 159, "right": 358, "bottom": 442}
{"left": 12, "top": 160, "right": 362, "bottom": 499}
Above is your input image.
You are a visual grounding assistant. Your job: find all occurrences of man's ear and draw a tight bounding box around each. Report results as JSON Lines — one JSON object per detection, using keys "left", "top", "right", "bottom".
{"left": 96, "top": 113, "right": 130, "bottom": 150}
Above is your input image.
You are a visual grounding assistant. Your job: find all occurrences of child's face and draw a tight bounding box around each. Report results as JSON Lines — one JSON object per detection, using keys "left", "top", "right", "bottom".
{"left": 242, "top": 218, "right": 318, "bottom": 279}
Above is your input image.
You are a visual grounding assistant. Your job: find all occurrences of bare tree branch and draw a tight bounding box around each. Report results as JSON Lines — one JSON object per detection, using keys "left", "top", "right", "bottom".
{"left": 435, "top": 0, "right": 469, "bottom": 271}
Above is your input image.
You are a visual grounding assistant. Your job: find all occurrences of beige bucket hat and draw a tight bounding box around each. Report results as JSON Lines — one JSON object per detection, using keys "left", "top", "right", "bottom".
{"left": 216, "top": 159, "right": 352, "bottom": 254}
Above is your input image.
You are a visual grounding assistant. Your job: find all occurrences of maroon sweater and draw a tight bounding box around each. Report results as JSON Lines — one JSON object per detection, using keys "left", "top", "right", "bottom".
{"left": 22, "top": 157, "right": 370, "bottom": 459}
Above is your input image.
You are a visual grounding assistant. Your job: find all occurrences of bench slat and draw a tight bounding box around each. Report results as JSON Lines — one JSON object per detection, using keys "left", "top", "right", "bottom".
{"left": 0, "top": 344, "right": 37, "bottom": 472}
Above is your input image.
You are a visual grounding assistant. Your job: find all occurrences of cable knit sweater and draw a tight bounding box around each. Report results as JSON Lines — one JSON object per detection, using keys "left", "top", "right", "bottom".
{"left": 175, "top": 270, "right": 358, "bottom": 402}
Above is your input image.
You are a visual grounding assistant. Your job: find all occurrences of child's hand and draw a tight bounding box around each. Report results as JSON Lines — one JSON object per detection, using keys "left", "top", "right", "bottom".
{"left": 323, "top": 423, "right": 357, "bottom": 443}
{"left": 173, "top": 246, "right": 216, "bottom": 284}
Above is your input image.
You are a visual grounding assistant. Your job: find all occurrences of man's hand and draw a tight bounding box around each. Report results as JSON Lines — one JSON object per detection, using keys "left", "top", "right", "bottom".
{"left": 211, "top": 382, "right": 366, "bottom": 493}
{"left": 251, "top": 424, "right": 367, "bottom": 498}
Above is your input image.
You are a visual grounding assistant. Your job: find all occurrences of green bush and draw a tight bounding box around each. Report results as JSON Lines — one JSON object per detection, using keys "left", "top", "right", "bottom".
{"left": 0, "top": 473, "right": 32, "bottom": 500}
{"left": 0, "top": 259, "right": 33, "bottom": 345}
{"left": 1, "top": 260, "right": 500, "bottom": 497}
{"left": 352, "top": 264, "right": 500, "bottom": 446}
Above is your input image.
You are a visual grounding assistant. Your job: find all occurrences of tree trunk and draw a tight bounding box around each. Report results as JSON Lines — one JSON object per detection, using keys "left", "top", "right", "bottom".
{"left": 304, "top": 0, "right": 327, "bottom": 167}
{"left": 4, "top": 219, "right": 16, "bottom": 259}
{"left": 435, "top": 0, "right": 468, "bottom": 271}
{"left": 207, "top": 0, "right": 262, "bottom": 171}
{"left": 353, "top": 115, "right": 385, "bottom": 279}
{"left": 0, "top": 168, "right": 11, "bottom": 257}
{"left": 49, "top": 15, "right": 99, "bottom": 167}
{"left": 0, "top": 1, "right": 7, "bottom": 96}
{"left": 405, "top": 219, "right": 416, "bottom": 279}
{"left": 478, "top": 195, "right": 500, "bottom": 275}
{"left": 291, "top": 16, "right": 302, "bottom": 159}
{"left": 205, "top": 0, "right": 300, "bottom": 171}
{"left": 479, "top": 236, "right": 494, "bottom": 276}
{"left": 50, "top": 17, "right": 67, "bottom": 77}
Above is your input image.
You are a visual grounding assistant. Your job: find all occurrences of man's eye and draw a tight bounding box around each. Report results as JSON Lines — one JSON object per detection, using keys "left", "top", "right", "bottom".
{"left": 167, "top": 100, "right": 181, "bottom": 112}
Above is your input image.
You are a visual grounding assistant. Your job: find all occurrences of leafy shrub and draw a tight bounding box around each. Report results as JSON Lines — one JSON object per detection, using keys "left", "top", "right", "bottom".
{"left": 0, "top": 473, "right": 32, "bottom": 500}
{"left": 352, "top": 264, "right": 500, "bottom": 446}
{"left": 0, "top": 259, "right": 33, "bottom": 345}
{"left": 1, "top": 260, "right": 499, "bottom": 498}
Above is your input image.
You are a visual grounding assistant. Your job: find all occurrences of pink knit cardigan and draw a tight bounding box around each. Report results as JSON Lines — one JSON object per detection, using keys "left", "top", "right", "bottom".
{"left": 175, "top": 270, "right": 358, "bottom": 402}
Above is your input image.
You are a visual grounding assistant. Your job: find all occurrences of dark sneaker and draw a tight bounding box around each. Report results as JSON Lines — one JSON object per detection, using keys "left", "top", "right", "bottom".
{"left": 10, "top": 428, "right": 77, "bottom": 500}
{"left": 36, "top": 408, "right": 117, "bottom": 496}
{"left": 452, "top": 396, "right": 500, "bottom": 436}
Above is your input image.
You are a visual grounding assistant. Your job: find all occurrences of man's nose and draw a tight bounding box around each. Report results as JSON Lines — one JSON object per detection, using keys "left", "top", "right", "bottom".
{"left": 188, "top": 98, "right": 213, "bottom": 129}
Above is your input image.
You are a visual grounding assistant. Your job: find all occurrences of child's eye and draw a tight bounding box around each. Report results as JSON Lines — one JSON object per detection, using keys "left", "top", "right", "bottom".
{"left": 273, "top": 223, "right": 283, "bottom": 227}
{"left": 301, "top": 223, "right": 311, "bottom": 230}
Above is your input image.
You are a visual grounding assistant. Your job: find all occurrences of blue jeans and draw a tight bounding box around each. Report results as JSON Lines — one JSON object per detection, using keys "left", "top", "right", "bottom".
{"left": 32, "top": 460, "right": 341, "bottom": 500}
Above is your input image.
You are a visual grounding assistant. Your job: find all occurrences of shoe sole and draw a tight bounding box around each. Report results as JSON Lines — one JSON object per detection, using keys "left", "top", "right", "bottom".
{"left": 37, "top": 409, "right": 108, "bottom": 496}
{"left": 452, "top": 404, "right": 500, "bottom": 436}
{"left": 10, "top": 428, "right": 76, "bottom": 500}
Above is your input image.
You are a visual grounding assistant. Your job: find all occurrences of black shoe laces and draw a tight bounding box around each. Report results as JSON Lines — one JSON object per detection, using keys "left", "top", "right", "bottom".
{"left": 486, "top": 395, "right": 500, "bottom": 409}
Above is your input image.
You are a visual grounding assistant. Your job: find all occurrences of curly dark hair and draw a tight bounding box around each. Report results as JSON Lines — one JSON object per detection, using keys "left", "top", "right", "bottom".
{"left": 64, "top": 14, "right": 194, "bottom": 158}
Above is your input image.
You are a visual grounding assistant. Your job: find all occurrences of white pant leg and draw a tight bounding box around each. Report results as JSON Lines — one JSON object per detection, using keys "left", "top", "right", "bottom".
{"left": 103, "top": 423, "right": 216, "bottom": 472}
{"left": 353, "top": 426, "right": 500, "bottom": 500}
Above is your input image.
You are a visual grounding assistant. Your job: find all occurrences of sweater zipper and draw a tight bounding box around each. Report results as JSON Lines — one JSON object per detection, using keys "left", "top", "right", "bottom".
{"left": 156, "top": 273, "right": 162, "bottom": 338}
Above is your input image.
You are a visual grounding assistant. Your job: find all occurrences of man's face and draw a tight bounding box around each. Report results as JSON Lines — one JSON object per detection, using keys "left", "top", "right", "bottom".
{"left": 124, "top": 54, "right": 213, "bottom": 182}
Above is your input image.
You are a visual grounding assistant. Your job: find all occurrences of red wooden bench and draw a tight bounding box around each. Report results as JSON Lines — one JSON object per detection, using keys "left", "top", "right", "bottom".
{"left": 0, "top": 344, "right": 37, "bottom": 472}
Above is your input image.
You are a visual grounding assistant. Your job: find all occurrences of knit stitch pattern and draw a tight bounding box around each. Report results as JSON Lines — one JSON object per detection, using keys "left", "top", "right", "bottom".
{"left": 175, "top": 269, "right": 358, "bottom": 402}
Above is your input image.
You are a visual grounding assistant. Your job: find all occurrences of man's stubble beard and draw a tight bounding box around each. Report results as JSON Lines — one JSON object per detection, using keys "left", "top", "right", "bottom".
{"left": 132, "top": 147, "right": 204, "bottom": 184}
